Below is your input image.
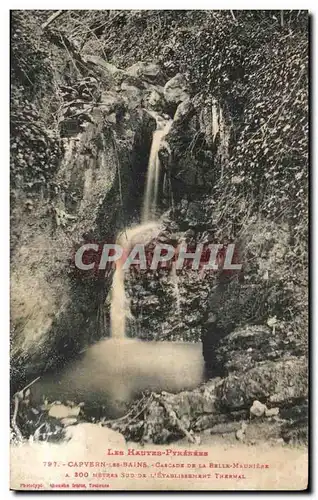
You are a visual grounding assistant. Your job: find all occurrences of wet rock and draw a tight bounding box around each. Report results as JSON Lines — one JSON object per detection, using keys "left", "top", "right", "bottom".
{"left": 164, "top": 73, "right": 189, "bottom": 105}
{"left": 250, "top": 400, "right": 267, "bottom": 418}
{"left": 11, "top": 79, "right": 157, "bottom": 381}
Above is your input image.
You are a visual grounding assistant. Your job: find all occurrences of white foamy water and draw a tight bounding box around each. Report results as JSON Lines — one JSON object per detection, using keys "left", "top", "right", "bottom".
{"left": 110, "top": 222, "right": 161, "bottom": 339}
{"left": 142, "top": 119, "right": 172, "bottom": 223}
{"left": 110, "top": 116, "right": 171, "bottom": 340}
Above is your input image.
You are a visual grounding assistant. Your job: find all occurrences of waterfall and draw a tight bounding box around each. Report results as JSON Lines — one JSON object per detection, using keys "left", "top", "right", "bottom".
{"left": 142, "top": 119, "right": 172, "bottom": 223}
{"left": 110, "top": 222, "right": 161, "bottom": 339}
{"left": 109, "top": 117, "right": 171, "bottom": 339}
{"left": 171, "top": 261, "right": 181, "bottom": 316}
{"left": 109, "top": 259, "right": 128, "bottom": 339}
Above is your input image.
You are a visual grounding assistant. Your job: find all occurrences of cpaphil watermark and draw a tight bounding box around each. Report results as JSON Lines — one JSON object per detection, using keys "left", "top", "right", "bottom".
{"left": 72, "top": 242, "right": 243, "bottom": 275}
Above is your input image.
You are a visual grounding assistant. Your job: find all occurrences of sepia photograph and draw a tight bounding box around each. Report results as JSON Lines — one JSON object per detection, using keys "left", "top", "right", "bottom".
{"left": 9, "top": 9, "right": 309, "bottom": 491}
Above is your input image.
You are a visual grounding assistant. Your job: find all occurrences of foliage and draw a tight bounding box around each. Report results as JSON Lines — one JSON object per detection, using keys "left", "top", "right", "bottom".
{"left": 11, "top": 10, "right": 54, "bottom": 100}
{"left": 164, "top": 11, "right": 308, "bottom": 231}
{"left": 11, "top": 11, "right": 63, "bottom": 197}
{"left": 10, "top": 87, "right": 61, "bottom": 196}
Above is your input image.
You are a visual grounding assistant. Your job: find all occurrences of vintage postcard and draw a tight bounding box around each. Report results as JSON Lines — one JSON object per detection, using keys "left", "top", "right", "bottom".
{"left": 10, "top": 9, "right": 309, "bottom": 491}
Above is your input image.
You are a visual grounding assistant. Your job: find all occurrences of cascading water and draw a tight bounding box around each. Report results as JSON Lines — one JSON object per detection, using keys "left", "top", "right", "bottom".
{"left": 110, "top": 222, "right": 160, "bottom": 339}
{"left": 109, "top": 117, "right": 172, "bottom": 339}
{"left": 142, "top": 119, "right": 172, "bottom": 223}
{"left": 171, "top": 261, "right": 181, "bottom": 316}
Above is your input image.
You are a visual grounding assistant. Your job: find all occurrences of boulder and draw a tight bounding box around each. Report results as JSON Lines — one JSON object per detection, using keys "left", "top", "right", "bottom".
{"left": 143, "top": 87, "right": 167, "bottom": 112}
{"left": 84, "top": 54, "right": 120, "bottom": 76}
{"left": 115, "top": 73, "right": 146, "bottom": 89}
{"left": 164, "top": 73, "right": 189, "bottom": 105}
{"left": 216, "top": 356, "right": 308, "bottom": 411}
{"left": 99, "top": 90, "right": 126, "bottom": 115}
{"left": 120, "top": 81, "right": 144, "bottom": 107}
{"left": 250, "top": 400, "right": 267, "bottom": 418}
{"left": 236, "top": 422, "right": 248, "bottom": 441}
{"left": 83, "top": 54, "right": 121, "bottom": 87}
{"left": 173, "top": 97, "right": 194, "bottom": 122}
{"left": 60, "top": 417, "right": 78, "bottom": 426}
{"left": 265, "top": 407, "right": 280, "bottom": 417}
{"left": 126, "top": 62, "right": 165, "bottom": 85}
